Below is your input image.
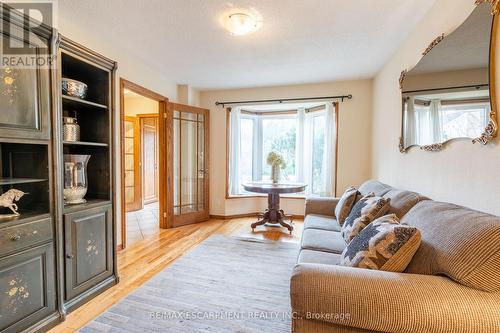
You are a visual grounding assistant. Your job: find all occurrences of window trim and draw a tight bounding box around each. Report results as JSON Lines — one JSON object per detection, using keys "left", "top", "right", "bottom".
{"left": 225, "top": 103, "right": 339, "bottom": 199}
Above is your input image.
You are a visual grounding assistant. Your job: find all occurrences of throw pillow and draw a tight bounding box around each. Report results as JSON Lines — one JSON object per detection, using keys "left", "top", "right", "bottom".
{"left": 340, "top": 214, "right": 421, "bottom": 272}
{"left": 335, "top": 186, "right": 360, "bottom": 226}
{"left": 341, "top": 193, "right": 391, "bottom": 243}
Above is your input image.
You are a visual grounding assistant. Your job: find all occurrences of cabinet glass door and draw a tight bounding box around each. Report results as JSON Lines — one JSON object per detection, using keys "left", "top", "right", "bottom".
{"left": 170, "top": 103, "right": 209, "bottom": 227}
{"left": 0, "top": 35, "right": 50, "bottom": 140}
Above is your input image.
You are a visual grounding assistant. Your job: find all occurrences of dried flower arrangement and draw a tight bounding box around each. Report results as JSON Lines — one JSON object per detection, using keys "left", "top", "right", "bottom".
{"left": 266, "top": 151, "right": 286, "bottom": 168}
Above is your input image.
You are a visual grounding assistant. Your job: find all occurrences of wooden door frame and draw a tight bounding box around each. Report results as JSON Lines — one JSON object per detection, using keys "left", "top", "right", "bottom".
{"left": 120, "top": 78, "right": 168, "bottom": 249}
{"left": 124, "top": 116, "right": 142, "bottom": 212}
{"left": 169, "top": 102, "right": 210, "bottom": 228}
{"left": 138, "top": 114, "right": 159, "bottom": 205}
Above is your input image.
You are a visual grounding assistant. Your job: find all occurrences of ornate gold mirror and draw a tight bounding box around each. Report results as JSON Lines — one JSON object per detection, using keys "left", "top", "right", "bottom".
{"left": 399, "top": 1, "right": 498, "bottom": 152}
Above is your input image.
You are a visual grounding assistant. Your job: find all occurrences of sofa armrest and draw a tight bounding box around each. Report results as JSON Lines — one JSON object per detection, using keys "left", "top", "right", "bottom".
{"left": 290, "top": 264, "right": 500, "bottom": 333}
{"left": 304, "top": 197, "right": 339, "bottom": 217}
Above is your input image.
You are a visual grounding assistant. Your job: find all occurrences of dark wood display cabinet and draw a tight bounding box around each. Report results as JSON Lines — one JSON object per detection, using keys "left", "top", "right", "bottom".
{"left": 55, "top": 37, "right": 118, "bottom": 314}
{"left": 0, "top": 7, "right": 117, "bottom": 333}
{"left": 0, "top": 8, "right": 58, "bottom": 333}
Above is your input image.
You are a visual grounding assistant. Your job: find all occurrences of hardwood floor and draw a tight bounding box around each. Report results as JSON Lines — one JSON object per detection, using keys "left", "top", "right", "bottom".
{"left": 48, "top": 217, "right": 303, "bottom": 332}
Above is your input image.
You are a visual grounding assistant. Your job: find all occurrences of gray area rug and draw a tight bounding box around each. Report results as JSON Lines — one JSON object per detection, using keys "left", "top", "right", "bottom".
{"left": 80, "top": 235, "right": 299, "bottom": 333}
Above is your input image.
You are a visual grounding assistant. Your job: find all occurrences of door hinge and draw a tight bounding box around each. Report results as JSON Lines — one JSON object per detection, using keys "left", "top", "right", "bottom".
{"left": 163, "top": 113, "right": 167, "bottom": 119}
{"left": 163, "top": 212, "right": 167, "bottom": 218}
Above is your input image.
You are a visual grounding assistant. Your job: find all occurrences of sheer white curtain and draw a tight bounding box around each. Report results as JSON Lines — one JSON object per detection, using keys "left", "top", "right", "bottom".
{"left": 429, "top": 99, "right": 443, "bottom": 143}
{"left": 295, "top": 107, "right": 306, "bottom": 184}
{"left": 228, "top": 107, "right": 241, "bottom": 195}
{"left": 295, "top": 107, "right": 313, "bottom": 193}
{"left": 404, "top": 97, "right": 417, "bottom": 147}
{"left": 295, "top": 103, "right": 336, "bottom": 196}
{"left": 321, "top": 103, "right": 336, "bottom": 196}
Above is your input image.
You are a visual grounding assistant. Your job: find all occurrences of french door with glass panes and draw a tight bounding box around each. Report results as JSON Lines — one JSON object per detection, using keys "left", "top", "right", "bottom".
{"left": 167, "top": 103, "right": 209, "bottom": 227}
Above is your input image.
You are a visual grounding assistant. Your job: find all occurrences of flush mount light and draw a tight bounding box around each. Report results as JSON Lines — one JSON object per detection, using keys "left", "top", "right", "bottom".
{"left": 224, "top": 12, "right": 262, "bottom": 36}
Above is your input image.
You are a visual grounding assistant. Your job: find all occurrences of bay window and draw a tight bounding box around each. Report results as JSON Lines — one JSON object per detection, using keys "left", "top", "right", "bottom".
{"left": 228, "top": 103, "right": 337, "bottom": 197}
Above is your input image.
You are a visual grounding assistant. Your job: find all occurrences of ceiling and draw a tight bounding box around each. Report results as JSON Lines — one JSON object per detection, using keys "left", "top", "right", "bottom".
{"left": 58, "top": 0, "right": 437, "bottom": 90}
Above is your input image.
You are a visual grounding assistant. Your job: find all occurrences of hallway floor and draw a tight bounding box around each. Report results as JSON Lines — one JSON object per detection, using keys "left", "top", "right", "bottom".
{"left": 126, "top": 202, "right": 159, "bottom": 246}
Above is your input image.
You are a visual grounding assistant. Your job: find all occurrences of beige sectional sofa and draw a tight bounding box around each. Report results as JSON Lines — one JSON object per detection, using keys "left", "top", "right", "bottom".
{"left": 290, "top": 180, "right": 500, "bottom": 333}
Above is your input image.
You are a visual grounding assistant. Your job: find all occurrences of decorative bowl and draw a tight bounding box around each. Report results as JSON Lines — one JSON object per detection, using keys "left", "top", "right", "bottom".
{"left": 62, "top": 78, "right": 88, "bottom": 99}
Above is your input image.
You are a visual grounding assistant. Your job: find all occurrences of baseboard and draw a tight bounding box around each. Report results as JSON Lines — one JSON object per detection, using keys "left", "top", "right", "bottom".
{"left": 210, "top": 213, "right": 304, "bottom": 220}
{"left": 210, "top": 213, "right": 256, "bottom": 220}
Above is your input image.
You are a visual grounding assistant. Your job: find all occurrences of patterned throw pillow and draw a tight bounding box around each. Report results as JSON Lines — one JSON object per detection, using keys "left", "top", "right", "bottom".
{"left": 340, "top": 214, "right": 421, "bottom": 272}
{"left": 335, "top": 186, "right": 360, "bottom": 226}
{"left": 341, "top": 193, "right": 391, "bottom": 243}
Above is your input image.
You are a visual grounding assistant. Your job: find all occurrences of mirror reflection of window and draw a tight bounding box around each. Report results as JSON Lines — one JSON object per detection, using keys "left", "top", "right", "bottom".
{"left": 442, "top": 102, "right": 489, "bottom": 140}
{"left": 404, "top": 88, "right": 490, "bottom": 146}
{"left": 403, "top": 81, "right": 491, "bottom": 147}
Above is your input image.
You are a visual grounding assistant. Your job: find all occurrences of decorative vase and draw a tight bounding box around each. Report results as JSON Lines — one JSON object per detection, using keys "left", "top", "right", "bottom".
{"left": 271, "top": 164, "right": 280, "bottom": 184}
{"left": 63, "top": 154, "right": 90, "bottom": 204}
{"left": 63, "top": 116, "right": 80, "bottom": 142}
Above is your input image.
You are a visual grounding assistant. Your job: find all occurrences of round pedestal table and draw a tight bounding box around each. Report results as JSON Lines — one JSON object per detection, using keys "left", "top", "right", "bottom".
{"left": 242, "top": 182, "right": 307, "bottom": 234}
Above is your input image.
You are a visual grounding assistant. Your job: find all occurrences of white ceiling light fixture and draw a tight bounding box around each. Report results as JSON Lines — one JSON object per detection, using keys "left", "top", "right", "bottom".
{"left": 224, "top": 11, "right": 262, "bottom": 36}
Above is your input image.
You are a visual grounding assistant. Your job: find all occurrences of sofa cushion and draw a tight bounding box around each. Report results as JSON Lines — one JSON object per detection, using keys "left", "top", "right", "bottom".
{"left": 341, "top": 194, "right": 391, "bottom": 243}
{"left": 358, "top": 180, "right": 392, "bottom": 197}
{"left": 301, "top": 229, "right": 347, "bottom": 254}
{"left": 403, "top": 200, "right": 500, "bottom": 292}
{"left": 304, "top": 214, "right": 341, "bottom": 232}
{"left": 340, "top": 214, "right": 421, "bottom": 272}
{"left": 334, "top": 186, "right": 360, "bottom": 226}
{"left": 298, "top": 249, "right": 342, "bottom": 265}
{"left": 383, "top": 189, "right": 428, "bottom": 218}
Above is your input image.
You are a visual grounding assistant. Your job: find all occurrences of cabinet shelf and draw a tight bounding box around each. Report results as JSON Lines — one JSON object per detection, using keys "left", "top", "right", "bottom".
{"left": 63, "top": 199, "right": 111, "bottom": 214}
{"left": 63, "top": 141, "right": 108, "bottom": 147}
{"left": 0, "top": 211, "right": 51, "bottom": 226}
{"left": 0, "top": 177, "right": 48, "bottom": 185}
{"left": 62, "top": 95, "right": 108, "bottom": 110}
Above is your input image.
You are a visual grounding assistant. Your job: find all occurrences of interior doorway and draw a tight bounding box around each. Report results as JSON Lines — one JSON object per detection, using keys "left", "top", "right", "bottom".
{"left": 120, "top": 79, "right": 168, "bottom": 249}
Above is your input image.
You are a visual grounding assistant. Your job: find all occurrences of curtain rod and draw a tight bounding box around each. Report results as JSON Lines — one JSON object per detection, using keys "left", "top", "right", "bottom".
{"left": 215, "top": 94, "right": 352, "bottom": 108}
{"left": 402, "top": 84, "right": 488, "bottom": 95}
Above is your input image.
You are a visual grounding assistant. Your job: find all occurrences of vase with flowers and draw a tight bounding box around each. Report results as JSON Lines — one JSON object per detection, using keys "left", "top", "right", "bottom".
{"left": 266, "top": 151, "right": 286, "bottom": 184}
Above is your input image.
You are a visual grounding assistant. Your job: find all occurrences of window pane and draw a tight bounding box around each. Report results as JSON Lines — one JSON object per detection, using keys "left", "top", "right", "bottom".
{"left": 262, "top": 117, "right": 296, "bottom": 181}
{"left": 173, "top": 118, "right": 180, "bottom": 210}
{"left": 180, "top": 120, "right": 197, "bottom": 209}
{"left": 441, "top": 103, "right": 489, "bottom": 140}
{"left": 240, "top": 118, "right": 254, "bottom": 185}
{"left": 312, "top": 115, "right": 325, "bottom": 194}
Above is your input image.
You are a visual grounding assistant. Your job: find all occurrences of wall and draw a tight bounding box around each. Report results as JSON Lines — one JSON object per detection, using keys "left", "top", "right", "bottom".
{"left": 124, "top": 95, "right": 159, "bottom": 117}
{"left": 200, "top": 80, "right": 373, "bottom": 217}
{"left": 404, "top": 67, "right": 488, "bottom": 91}
{"left": 372, "top": 0, "right": 500, "bottom": 216}
{"left": 177, "top": 85, "right": 201, "bottom": 106}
